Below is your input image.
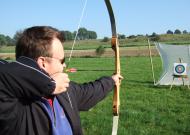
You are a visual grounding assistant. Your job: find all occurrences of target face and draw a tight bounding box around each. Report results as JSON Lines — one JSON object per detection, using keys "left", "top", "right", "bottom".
{"left": 175, "top": 65, "right": 185, "bottom": 74}
{"left": 173, "top": 63, "right": 187, "bottom": 76}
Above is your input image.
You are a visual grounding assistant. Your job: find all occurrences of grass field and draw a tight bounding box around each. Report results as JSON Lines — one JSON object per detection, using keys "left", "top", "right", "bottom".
{"left": 1, "top": 38, "right": 190, "bottom": 134}
{"left": 67, "top": 57, "right": 190, "bottom": 135}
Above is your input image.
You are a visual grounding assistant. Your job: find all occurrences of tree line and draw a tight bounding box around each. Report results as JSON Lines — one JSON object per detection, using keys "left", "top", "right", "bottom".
{"left": 126, "top": 29, "right": 189, "bottom": 41}
{"left": 62, "top": 27, "right": 97, "bottom": 41}
{"left": 0, "top": 34, "right": 15, "bottom": 46}
{"left": 0, "top": 27, "right": 98, "bottom": 46}
{"left": 166, "top": 29, "right": 189, "bottom": 34}
{"left": 0, "top": 28, "right": 189, "bottom": 46}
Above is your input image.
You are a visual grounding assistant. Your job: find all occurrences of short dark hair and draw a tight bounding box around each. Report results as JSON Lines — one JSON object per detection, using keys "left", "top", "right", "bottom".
{"left": 16, "top": 26, "right": 64, "bottom": 59}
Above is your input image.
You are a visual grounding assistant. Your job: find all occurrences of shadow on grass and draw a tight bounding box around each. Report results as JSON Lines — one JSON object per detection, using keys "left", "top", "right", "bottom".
{"left": 127, "top": 79, "right": 190, "bottom": 90}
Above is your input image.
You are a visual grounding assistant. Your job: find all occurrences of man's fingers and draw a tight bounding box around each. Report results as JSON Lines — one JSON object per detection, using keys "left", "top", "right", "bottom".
{"left": 64, "top": 82, "right": 69, "bottom": 88}
{"left": 64, "top": 77, "right": 70, "bottom": 83}
{"left": 118, "top": 74, "right": 124, "bottom": 80}
{"left": 50, "top": 72, "right": 70, "bottom": 95}
{"left": 112, "top": 74, "right": 124, "bottom": 86}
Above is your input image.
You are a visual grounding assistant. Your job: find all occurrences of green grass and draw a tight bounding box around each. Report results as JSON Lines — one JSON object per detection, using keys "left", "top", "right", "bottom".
{"left": 67, "top": 57, "right": 190, "bottom": 135}
{"left": 0, "top": 46, "right": 15, "bottom": 53}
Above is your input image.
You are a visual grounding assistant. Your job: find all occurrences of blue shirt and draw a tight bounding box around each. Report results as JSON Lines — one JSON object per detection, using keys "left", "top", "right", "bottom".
{"left": 41, "top": 97, "right": 73, "bottom": 135}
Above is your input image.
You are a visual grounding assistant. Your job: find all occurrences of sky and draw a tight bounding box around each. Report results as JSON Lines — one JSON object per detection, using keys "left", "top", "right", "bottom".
{"left": 0, "top": 0, "right": 190, "bottom": 38}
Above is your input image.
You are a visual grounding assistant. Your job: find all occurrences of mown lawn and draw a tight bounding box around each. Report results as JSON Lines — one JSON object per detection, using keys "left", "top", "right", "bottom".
{"left": 67, "top": 57, "right": 190, "bottom": 135}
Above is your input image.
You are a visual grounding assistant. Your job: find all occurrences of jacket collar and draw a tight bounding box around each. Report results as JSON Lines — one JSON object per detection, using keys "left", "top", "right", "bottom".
{"left": 0, "top": 59, "right": 9, "bottom": 64}
{"left": 16, "top": 56, "right": 40, "bottom": 69}
{"left": 16, "top": 56, "right": 49, "bottom": 76}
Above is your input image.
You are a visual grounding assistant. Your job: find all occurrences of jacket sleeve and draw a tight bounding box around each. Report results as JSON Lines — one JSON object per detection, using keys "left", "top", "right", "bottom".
{"left": 70, "top": 76, "right": 115, "bottom": 111}
{"left": 0, "top": 62, "right": 55, "bottom": 99}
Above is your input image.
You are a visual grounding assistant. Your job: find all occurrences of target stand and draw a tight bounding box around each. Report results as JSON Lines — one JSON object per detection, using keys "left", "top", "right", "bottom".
{"left": 170, "top": 58, "right": 190, "bottom": 89}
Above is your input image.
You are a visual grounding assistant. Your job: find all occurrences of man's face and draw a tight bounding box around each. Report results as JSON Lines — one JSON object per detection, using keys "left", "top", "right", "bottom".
{"left": 43, "top": 38, "right": 66, "bottom": 75}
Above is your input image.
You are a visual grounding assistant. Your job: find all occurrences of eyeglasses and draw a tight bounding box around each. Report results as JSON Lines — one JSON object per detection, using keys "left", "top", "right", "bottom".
{"left": 46, "top": 57, "right": 66, "bottom": 65}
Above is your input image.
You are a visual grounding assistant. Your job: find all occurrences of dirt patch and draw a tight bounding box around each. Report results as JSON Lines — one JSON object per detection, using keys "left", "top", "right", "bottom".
{"left": 0, "top": 48, "right": 159, "bottom": 59}
{"left": 0, "top": 53, "right": 15, "bottom": 59}
{"left": 64, "top": 48, "right": 159, "bottom": 57}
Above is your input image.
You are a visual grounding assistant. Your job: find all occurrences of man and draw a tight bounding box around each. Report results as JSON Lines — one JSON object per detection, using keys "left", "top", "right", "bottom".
{"left": 0, "top": 26, "right": 121, "bottom": 135}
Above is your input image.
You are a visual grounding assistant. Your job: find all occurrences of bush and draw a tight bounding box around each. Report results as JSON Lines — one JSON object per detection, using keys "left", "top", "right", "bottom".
{"left": 101, "top": 37, "right": 109, "bottom": 42}
{"left": 150, "top": 35, "right": 160, "bottom": 41}
{"left": 174, "top": 29, "right": 181, "bottom": 34}
{"left": 167, "top": 30, "right": 173, "bottom": 34}
{"left": 96, "top": 45, "right": 105, "bottom": 56}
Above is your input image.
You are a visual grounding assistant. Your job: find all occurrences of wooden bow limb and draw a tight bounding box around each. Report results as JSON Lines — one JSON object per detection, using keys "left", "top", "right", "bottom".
{"left": 104, "top": 0, "right": 121, "bottom": 135}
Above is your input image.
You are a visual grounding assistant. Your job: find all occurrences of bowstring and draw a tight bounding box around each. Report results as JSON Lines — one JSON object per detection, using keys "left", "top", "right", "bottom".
{"left": 67, "top": 0, "right": 88, "bottom": 68}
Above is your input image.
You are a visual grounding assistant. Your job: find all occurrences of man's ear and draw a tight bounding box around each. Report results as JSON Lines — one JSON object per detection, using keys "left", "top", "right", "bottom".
{"left": 36, "top": 57, "right": 46, "bottom": 70}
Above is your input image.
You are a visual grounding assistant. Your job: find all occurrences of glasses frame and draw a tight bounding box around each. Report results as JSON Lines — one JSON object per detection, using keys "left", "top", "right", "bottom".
{"left": 46, "top": 57, "right": 65, "bottom": 65}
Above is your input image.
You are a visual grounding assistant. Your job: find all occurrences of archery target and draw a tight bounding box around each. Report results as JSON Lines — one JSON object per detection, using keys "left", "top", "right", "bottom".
{"left": 173, "top": 63, "right": 187, "bottom": 76}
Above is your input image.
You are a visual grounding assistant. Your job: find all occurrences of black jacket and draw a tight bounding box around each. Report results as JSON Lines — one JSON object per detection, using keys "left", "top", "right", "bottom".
{"left": 0, "top": 57, "right": 114, "bottom": 135}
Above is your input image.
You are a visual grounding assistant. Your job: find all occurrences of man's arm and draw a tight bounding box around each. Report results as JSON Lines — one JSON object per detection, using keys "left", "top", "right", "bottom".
{"left": 69, "top": 76, "right": 115, "bottom": 111}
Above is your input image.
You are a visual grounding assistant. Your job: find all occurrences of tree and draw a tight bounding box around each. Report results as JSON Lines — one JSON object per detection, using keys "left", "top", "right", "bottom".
{"left": 13, "top": 30, "right": 23, "bottom": 43}
{"left": 78, "top": 27, "right": 88, "bottom": 40}
{"left": 118, "top": 34, "right": 126, "bottom": 39}
{"left": 5, "top": 36, "right": 14, "bottom": 46}
{"left": 60, "top": 27, "right": 97, "bottom": 40}
{"left": 61, "top": 31, "right": 73, "bottom": 41}
{"left": 0, "top": 34, "right": 14, "bottom": 46}
{"left": 87, "top": 31, "right": 97, "bottom": 39}
{"left": 145, "top": 34, "right": 149, "bottom": 37}
{"left": 101, "top": 37, "right": 109, "bottom": 42}
{"left": 127, "top": 35, "right": 136, "bottom": 39}
{"left": 77, "top": 28, "right": 97, "bottom": 40}
{"left": 150, "top": 35, "right": 160, "bottom": 41}
{"left": 0, "top": 34, "right": 7, "bottom": 46}
{"left": 73, "top": 31, "right": 78, "bottom": 40}
{"left": 166, "top": 30, "right": 173, "bottom": 34}
{"left": 151, "top": 32, "right": 157, "bottom": 37}
{"left": 174, "top": 29, "right": 181, "bottom": 34}
{"left": 183, "top": 30, "right": 188, "bottom": 34}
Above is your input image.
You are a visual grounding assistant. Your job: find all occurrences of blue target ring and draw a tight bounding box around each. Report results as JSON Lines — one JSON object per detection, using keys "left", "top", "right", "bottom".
{"left": 175, "top": 64, "right": 185, "bottom": 74}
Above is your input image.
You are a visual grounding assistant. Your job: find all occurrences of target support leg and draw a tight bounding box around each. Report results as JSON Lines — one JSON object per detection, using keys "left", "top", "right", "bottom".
{"left": 170, "top": 76, "right": 175, "bottom": 90}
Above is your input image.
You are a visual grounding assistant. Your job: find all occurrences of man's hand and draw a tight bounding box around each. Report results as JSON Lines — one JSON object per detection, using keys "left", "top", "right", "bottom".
{"left": 50, "top": 73, "right": 70, "bottom": 94}
{"left": 112, "top": 74, "right": 123, "bottom": 86}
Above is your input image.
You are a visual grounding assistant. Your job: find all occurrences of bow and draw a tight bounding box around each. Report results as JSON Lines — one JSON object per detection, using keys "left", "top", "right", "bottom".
{"left": 67, "top": 1, "right": 121, "bottom": 133}
{"left": 104, "top": 0, "right": 121, "bottom": 135}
